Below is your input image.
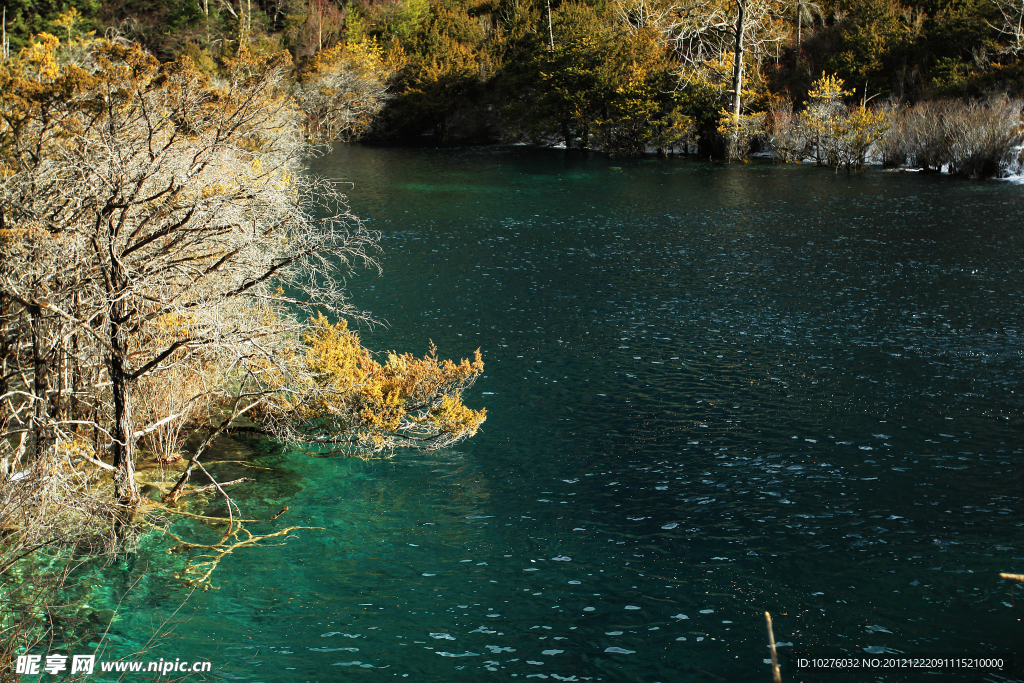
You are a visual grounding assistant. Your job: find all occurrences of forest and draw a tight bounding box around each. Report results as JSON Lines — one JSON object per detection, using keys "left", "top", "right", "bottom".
{"left": 4, "top": 0, "right": 1022, "bottom": 169}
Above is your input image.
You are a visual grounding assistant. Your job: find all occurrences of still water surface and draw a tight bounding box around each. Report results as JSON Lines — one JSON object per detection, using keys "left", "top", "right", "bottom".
{"left": 104, "top": 146, "right": 1024, "bottom": 682}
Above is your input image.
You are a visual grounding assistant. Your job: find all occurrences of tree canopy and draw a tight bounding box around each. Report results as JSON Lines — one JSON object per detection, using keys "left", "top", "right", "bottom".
{"left": 2, "top": 0, "right": 1021, "bottom": 156}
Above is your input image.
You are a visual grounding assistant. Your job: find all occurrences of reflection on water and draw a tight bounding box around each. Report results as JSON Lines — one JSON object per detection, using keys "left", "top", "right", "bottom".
{"left": 95, "top": 146, "right": 1024, "bottom": 682}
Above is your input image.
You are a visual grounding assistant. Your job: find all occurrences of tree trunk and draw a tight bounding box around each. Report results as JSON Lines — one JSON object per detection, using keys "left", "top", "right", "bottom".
{"left": 30, "top": 304, "right": 51, "bottom": 460}
{"left": 109, "top": 269, "right": 140, "bottom": 508}
{"left": 797, "top": 11, "right": 801, "bottom": 54}
{"left": 111, "top": 357, "right": 139, "bottom": 507}
{"left": 731, "top": 0, "right": 745, "bottom": 119}
{"left": 547, "top": 0, "right": 555, "bottom": 51}
{"left": 728, "top": 0, "right": 746, "bottom": 159}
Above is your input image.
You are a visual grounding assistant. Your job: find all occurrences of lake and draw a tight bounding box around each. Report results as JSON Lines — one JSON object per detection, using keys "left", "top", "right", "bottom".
{"left": 96, "top": 145, "right": 1024, "bottom": 682}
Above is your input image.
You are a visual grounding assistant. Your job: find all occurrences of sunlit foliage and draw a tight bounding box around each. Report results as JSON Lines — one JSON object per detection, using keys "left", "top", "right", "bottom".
{"left": 264, "top": 314, "right": 486, "bottom": 453}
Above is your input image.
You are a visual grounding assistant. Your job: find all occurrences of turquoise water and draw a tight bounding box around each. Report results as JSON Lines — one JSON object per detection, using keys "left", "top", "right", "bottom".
{"left": 94, "top": 146, "right": 1024, "bottom": 681}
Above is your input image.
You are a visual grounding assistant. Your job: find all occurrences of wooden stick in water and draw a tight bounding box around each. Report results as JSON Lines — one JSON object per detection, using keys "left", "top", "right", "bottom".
{"left": 1002, "top": 573, "right": 1024, "bottom": 607}
{"left": 766, "top": 611, "right": 782, "bottom": 683}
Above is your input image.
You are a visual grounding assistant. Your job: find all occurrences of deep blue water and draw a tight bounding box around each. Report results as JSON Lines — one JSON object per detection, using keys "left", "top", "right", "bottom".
{"left": 91, "top": 146, "right": 1024, "bottom": 682}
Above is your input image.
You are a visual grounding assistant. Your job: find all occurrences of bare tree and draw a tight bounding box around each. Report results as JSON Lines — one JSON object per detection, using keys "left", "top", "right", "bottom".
{"left": 663, "top": 0, "right": 785, "bottom": 108}
{"left": 0, "top": 34, "right": 487, "bottom": 517}
{"left": 990, "top": 0, "right": 1024, "bottom": 54}
{"left": 878, "top": 98, "right": 1024, "bottom": 177}
{"left": 660, "top": 0, "right": 784, "bottom": 157}
{"left": 0, "top": 37, "right": 377, "bottom": 506}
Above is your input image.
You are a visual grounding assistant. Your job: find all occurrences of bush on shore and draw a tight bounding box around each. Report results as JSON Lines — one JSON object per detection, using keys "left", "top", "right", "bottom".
{"left": 878, "top": 98, "right": 1024, "bottom": 178}
{"left": 763, "top": 73, "right": 1023, "bottom": 177}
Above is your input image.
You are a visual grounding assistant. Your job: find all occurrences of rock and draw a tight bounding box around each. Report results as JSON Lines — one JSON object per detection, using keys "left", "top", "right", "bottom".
{"left": 92, "top": 609, "right": 118, "bottom": 625}
{"left": 140, "top": 484, "right": 163, "bottom": 501}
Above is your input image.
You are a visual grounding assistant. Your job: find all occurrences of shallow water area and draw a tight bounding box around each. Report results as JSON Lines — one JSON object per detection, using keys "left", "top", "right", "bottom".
{"left": 89, "top": 146, "right": 1024, "bottom": 682}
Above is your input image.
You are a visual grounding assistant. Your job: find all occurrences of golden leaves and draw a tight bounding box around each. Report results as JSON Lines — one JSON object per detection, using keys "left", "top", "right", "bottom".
{"left": 282, "top": 313, "right": 487, "bottom": 453}
{"left": 806, "top": 73, "right": 852, "bottom": 104}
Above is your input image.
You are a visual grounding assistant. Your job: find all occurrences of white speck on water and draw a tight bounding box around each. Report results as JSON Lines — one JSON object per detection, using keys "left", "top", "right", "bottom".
{"left": 671, "top": 614, "right": 689, "bottom": 620}
{"left": 604, "top": 647, "right": 635, "bottom": 654}
{"left": 661, "top": 523, "right": 679, "bottom": 530}
{"left": 486, "top": 645, "right": 515, "bottom": 653}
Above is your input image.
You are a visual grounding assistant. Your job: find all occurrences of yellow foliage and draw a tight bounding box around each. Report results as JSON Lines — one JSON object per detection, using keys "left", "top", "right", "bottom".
{"left": 308, "top": 37, "right": 390, "bottom": 78}
{"left": 20, "top": 33, "right": 62, "bottom": 82}
{"left": 806, "top": 73, "right": 852, "bottom": 104}
{"left": 280, "top": 313, "right": 486, "bottom": 453}
{"left": 55, "top": 436, "right": 96, "bottom": 460}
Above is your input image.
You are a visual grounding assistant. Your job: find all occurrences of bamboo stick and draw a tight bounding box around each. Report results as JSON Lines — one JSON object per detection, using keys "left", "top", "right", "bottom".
{"left": 766, "top": 611, "right": 782, "bottom": 683}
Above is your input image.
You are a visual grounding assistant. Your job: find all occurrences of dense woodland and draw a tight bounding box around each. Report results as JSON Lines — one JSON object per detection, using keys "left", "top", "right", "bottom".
{"left": 3, "top": 0, "right": 1022, "bottom": 165}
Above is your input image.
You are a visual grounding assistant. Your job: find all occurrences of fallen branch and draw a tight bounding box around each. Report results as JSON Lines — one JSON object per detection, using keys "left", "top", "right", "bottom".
{"left": 143, "top": 504, "right": 289, "bottom": 525}
{"left": 171, "top": 477, "right": 253, "bottom": 499}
